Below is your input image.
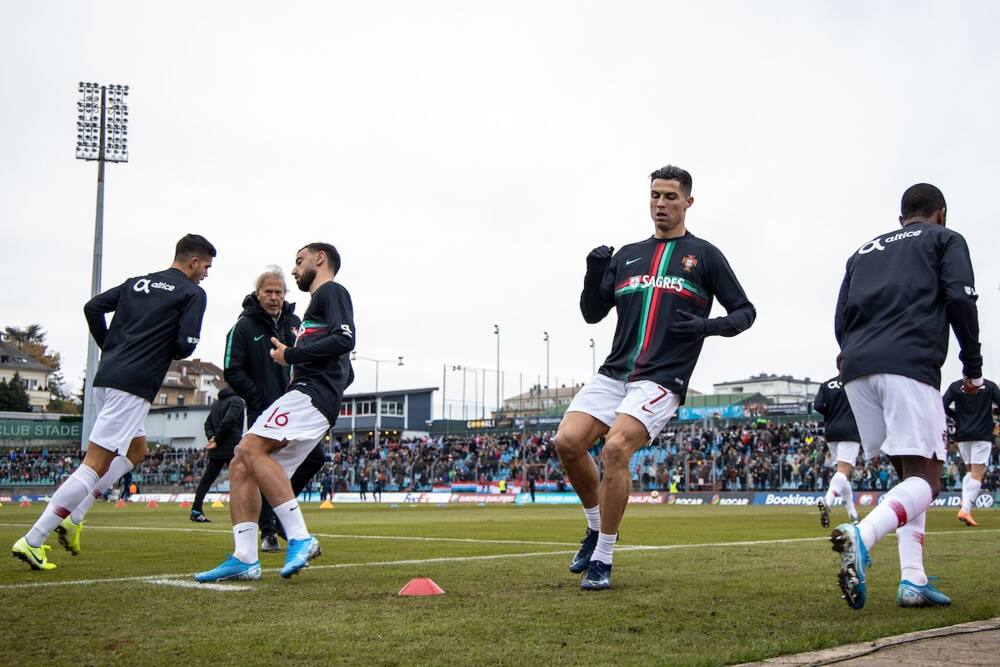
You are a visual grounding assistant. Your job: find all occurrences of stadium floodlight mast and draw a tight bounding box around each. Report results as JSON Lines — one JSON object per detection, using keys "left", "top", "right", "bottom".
{"left": 351, "top": 352, "right": 403, "bottom": 444}
{"left": 76, "top": 82, "right": 129, "bottom": 450}
{"left": 589, "top": 338, "right": 596, "bottom": 375}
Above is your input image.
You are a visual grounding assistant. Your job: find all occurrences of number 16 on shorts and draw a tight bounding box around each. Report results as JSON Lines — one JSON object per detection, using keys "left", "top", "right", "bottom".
{"left": 263, "top": 407, "right": 290, "bottom": 429}
{"left": 247, "top": 390, "right": 330, "bottom": 443}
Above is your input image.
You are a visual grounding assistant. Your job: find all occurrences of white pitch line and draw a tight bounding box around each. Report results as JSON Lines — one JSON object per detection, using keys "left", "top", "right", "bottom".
{"left": 0, "top": 523, "right": 579, "bottom": 547}
{"left": 146, "top": 578, "right": 252, "bottom": 592}
{"left": 3, "top": 528, "right": 997, "bottom": 592}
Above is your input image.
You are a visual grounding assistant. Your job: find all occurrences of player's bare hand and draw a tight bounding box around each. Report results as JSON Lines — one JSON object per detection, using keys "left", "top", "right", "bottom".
{"left": 270, "top": 337, "right": 289, "bottom": 366}
{"left": 205, "top": 437, "right": 217, "bottom": 450}
{"left": 960, "top": 376, "right": 984, "bottom": 394}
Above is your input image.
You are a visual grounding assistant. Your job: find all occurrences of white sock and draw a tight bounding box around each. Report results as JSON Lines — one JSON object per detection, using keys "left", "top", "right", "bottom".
{"left": 961, "top": 474, "right": 982, "bottom": 513}
{"left": 838, "top": 473, "right": 856, "bottom": 517}
{"left": 583, "top": 505, "right": 601, "bottom": 532}
{"left": 825, "top": 471, "right": 850, "bottom": 508}
{"left": 897, "top": 511, "right": 927, "bottom": 586}
{"left": 71, "top": 456, "right": 134, "bottom": 523}
{"left": 233, "top": 522, "right": 259, "bottom": 563}
{"left": 857, "top": 476, "right": 932, "bottom": 551}
{"left": 274, "top": 498, "right": 308, "bottom": 540}
{"left": 26, "top": 465, "right": 100, "bottom": 547}
{"left": 591, "top": 532, "right": 617, "bottom": 564}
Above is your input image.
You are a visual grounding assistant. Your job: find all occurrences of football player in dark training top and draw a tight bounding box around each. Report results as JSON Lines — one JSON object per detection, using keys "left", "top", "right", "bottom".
{"left": 218, "top": 266, "right": 325, "bottom": 555}
{"left": 196, "top": 242, "right": 354, "bottom": 582}
{"left": 831, "top": 183, "right": 982, "bottom": 609}
{"left": 942, "top": 376, "right": 1000, "bottom": 527}
{"left": 814, "top": 356, "right": 862, "bottom": 526}
{"left": 555, "top": 165, "right": 756, "bottom": 590}
{"left": 12, "top": 234, "right": 214, "bottom": 570}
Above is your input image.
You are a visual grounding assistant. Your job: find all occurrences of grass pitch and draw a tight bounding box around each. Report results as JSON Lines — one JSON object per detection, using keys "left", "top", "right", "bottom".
{"left": 1, "top": 502, "right": 998, "bottom": 666}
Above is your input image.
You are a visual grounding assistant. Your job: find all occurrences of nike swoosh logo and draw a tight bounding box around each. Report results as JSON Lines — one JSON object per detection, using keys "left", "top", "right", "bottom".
{"left": 238, "top": 528, "right": 253, "bottom": 534}
{"left": 254, "top": 335, "right": 264, "bottom": 341}
{"left": 625, "top": 258, "right": 642, "bottom": 265}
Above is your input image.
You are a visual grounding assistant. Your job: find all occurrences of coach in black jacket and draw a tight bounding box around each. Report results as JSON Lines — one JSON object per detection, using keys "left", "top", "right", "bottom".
{"left": 221, "top": 268, "right": 327, "bottom": 550}
{"left": 191, "top": 386, "right": 245, "bottom": 519}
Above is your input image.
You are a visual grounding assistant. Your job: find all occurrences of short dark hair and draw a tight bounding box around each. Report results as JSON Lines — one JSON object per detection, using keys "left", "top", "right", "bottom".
{"left": 650, "top": 165, "right": 693, "bottom": 196}
{"left": 900, "top": 183, "right": 946, "bottom": 220}
{"left": 174, "top": 234, "right": 216, "bottom": 261}
{"left": 299, "top": 242, "right": 342, "bottom": 274}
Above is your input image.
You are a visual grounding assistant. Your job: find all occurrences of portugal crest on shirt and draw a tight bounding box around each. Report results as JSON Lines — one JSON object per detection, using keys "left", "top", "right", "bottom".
{"left": 681, "top": 254, "right": 698, "bottom": 272}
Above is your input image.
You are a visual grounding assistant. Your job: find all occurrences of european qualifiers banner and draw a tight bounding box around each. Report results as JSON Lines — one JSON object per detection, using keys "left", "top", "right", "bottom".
{"left": 0, "top": 419, "right": 82, "bottom": 441}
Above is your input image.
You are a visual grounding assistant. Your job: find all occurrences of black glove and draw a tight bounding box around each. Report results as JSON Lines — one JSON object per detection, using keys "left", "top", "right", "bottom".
{"left": 670, "top": 311, "right": 708, "bottom": 340}
{"left": 586, "top": 245, "right": 614, "bottom": 272}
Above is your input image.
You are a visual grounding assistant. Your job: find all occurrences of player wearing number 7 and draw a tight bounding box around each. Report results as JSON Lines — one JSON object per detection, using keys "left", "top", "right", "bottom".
{"left": 555, "top": 165, "right": 756, "bottom": 590}
{"left": 196, "top": 242, "right": 355, "bottom": 582}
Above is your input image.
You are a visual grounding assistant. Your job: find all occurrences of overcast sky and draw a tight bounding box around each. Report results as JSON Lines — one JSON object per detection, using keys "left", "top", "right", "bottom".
{"left": 2, "top": 1, "right": 998, "bottom": 419}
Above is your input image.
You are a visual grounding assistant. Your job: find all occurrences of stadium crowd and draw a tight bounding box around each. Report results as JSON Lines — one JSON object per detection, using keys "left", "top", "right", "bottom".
{"left": 2, "top": 421, "right": 997, "bottom": 493}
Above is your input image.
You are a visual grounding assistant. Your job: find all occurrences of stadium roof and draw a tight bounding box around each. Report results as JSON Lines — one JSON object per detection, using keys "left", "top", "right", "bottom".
{"left": 344, "top": 387, "right": 438, "bottom": 399}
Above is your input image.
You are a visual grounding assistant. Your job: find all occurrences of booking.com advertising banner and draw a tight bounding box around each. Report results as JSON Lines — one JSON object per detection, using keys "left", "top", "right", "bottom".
{"left": 3, "top": 491, "right": 996, "bottom": 509}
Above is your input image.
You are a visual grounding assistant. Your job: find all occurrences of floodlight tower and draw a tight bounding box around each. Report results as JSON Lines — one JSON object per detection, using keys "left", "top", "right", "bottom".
{"left": 77, "top": 82, "right": 129, "bottom": 449}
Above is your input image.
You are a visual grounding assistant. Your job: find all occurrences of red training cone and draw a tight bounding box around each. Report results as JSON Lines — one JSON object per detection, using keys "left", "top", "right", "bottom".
{"left": 398, "top": 578, "right": 445, "bottom": 596}
{"left": 146, "top": 500, "right": 159, "bottom": 509}
{"left": 19, "top": 500, "right": 31, "bottom": 507}
{"left": 179, "top": 500, "right": 192, "bottom": 509}
{"left": 115, "top": 499, "right": 127, "bottom": 508}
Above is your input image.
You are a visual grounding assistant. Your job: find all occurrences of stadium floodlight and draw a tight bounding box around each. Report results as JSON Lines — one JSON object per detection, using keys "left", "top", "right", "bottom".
{"left": 76, "top": 81, "right": 131, "bottom": 450}
{"left": 76, "top": 82, "right": 129, "bottom": 163}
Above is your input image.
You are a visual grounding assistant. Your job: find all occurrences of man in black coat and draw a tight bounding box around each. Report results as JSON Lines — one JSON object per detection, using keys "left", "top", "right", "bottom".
{"left": 222, "top": 267, "right": 327, "bottom": 551}
{"left": 191, "top": 386, "right": 245, "bottom": 520}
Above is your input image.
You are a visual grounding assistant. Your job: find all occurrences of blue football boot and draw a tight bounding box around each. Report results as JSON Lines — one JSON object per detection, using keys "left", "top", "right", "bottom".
{"left": 897, "top": 577, "right": 952, "bottom": 607}
{"left": 195, "top": 554, "right": 262, "bottom": 582}
{"left": 280, "top": 536, "right": 321, "bottom": 578}
{"left": 569, "top": 528, "right": 599, "bottom": 574}
{"left": 830, "top": 522, "right": 870, "bottom": 609}
{"left": 580, "top": 560, "right": 612, "bottom": 591}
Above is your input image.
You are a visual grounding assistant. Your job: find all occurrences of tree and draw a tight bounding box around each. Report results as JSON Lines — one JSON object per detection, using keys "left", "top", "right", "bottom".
{"left": 4, "top": 324, "right": 45, "bottom": 347}
{"left": 0, "top": 373, "right": 31, "bottom": 412}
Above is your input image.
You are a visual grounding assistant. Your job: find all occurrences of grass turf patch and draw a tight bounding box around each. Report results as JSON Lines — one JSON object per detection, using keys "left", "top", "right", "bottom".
{"left": 1, "top": 503, "right": 998, "bottom": 666}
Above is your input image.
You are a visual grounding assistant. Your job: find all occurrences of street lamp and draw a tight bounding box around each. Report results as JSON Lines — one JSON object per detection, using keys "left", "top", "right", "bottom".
{"left": 77, "top": 82, "right": 129, "bottom": 450}
{"left": 451, "top": 365, "right": 467, "bottom": 420}
{"left": 589, "top": 338, "right": 596, "bottom": 375}
{"left": 543, "top": 331, "right": 550, "bottom": 410}
{"left": 493, "top": 324, "right": 500, "bottom": 416}
{"left": 351, "top": 352, "right": 403, "bottom": 445}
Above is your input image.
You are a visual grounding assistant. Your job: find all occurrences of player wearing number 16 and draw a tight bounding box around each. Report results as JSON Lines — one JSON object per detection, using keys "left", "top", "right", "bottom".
{"left": 196, "top": 243, "right": 355, "bottom": 582}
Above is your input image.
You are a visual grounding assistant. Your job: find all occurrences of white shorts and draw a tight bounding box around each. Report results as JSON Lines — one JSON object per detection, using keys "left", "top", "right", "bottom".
{"left": 564, "top": 373, "right": 680, "bottom": 441}
{"left": 844, "top": 374, "right": 947, "bottom": 462}
{"left": 958, "top": 441, "right": 992, "bottom": 466}
{"left": 89, "top": 387, "right": 149, "bottom": 455}
{"left": 246, "top": 390, "right": 330, "bottom": 476}
{"left": 828, "top": 441, "right": 861, "bottom": 466}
